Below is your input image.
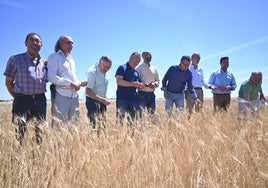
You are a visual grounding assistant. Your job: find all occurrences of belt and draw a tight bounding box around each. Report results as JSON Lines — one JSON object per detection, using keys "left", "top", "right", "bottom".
{"left": 213, "top": 93, "right": 230, "bottom": 95}
{"left": 14, "top": 93, "right": 45, "bottom": 99}
{"left": 194, "top": 87, "right": 202, "bottom": 90}
{"left": 138, "top": 90, "right": 154, "bottom": 94}
{"left": 168, "top": 90, "right": 184, "bottom": 94}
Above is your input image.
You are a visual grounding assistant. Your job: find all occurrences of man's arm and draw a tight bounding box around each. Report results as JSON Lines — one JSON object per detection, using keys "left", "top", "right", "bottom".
{"left": 116, "top": 75, "right": 144, "bottom": 89}
{"left": 5, "top": 76, "right": 15, "bottom": 98}
{"left": 86, "top": 87, "right": 110, "bottom": 105}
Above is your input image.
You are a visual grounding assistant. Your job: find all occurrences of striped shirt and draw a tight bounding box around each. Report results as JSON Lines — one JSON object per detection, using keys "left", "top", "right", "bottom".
{"left": 3, "top": 52, "right": 47, "bottom": 95}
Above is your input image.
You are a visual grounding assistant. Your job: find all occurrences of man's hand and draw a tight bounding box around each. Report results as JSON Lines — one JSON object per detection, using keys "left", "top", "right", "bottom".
{"left": 133, "top": 82, "right": 145, "bottom": 89}
{"left": 80, "top": 81, "right": 88, "bottom": 87}
{"left": 194, "top": 98, "right": 202, "bottom": 107}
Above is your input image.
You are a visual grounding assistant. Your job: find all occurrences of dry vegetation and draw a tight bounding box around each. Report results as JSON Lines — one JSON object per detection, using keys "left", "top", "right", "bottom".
{"left": 0, "top": 99, "right": 268, "bottom": 187}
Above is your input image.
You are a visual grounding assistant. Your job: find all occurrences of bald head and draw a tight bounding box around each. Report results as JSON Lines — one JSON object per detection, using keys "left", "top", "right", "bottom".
{"left": 251, "top": 71, "right": 262, "bottom": 85}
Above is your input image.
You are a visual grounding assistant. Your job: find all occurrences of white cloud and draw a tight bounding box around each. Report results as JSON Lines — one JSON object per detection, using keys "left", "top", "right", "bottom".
{"left": 204, "top": 35, "right": 268, "bottom": 60}
{"left": 0, "top": 0, "right": 28, "bottom": 10}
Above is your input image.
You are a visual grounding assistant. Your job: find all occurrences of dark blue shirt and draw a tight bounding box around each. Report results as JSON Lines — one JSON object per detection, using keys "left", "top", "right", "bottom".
{"left": 161, "top": 65, "right": 197, "bottom": 99}
{"left": 115, "top": 62, "right": 141, "bottom": 101}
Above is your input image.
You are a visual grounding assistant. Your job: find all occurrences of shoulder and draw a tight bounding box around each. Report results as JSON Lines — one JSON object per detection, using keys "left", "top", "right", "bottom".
{"left": 228, "top": 71, "right": 235, "bottom": 77}
{"left": 7, "top": 52, "right": 26, "bottom": 64}
{"left": 47, "top": 52, "right": 59, "bottom": 61}
{"left": 211, "top": 69, "right": 220, "bottom": 75}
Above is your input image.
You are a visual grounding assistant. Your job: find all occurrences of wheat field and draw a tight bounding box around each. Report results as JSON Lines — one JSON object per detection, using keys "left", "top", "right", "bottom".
{"left": 0, "top": 99, "right": 268, "bottom": 187}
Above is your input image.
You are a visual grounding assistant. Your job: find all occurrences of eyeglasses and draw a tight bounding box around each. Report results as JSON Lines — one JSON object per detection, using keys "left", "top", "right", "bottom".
{"left": 27, "top": 38, "right": 42, "bottom": 45}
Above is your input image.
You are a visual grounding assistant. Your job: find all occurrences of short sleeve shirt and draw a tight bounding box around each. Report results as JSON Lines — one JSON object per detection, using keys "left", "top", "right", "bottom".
{"left": 115, "top": 62, "right": 141, "bottom": 101}
{"left": 86, "top": 64, "right": 108, "bottom": 98}
{"left": 238, "top": 79, "right": 261, "bottom": 101}
{"left": 3, "top": 52, "right": 47, "bottom": 95}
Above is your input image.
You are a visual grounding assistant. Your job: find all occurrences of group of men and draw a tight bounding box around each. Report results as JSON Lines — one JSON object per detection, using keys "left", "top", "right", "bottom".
{"left": 3, "top": 32, "right": 266, "bottom": 144}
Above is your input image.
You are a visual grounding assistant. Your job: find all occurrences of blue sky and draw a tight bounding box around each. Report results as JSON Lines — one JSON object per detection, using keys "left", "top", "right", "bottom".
{"left": 1, "top": 0, "right": 268, "bottom": 100}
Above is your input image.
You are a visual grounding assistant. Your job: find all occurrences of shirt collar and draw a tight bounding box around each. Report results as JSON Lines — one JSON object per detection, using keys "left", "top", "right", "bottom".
{"left": 57, "top": 49, "right": 72, "bottom": 59}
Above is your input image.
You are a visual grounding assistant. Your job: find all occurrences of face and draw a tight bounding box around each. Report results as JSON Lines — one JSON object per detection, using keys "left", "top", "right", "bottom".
{"left": 99, "top": 60, "right": 112, "bottom": 73}
{"left": 251, "top": 73, "right": 262, "bottom": 85}
{"left": 59, "top": 36, "right": 73, "bottom": 55}
{"left": 220, "top": 59, "right": 229, "bottom": 71}
{"left": 191, "top": 55, "right": 200, "bottom": 66}
{"left": 130, "top": 54, "right": 141, "bottom": 68}
{"left": 143, "top": 52, "right": 152, "bottom": 62}
{"left": 180, "top": 60, "right": 190, "bottom": 71}
{"left": 25, "top": 34, "right": 42, "bottom": 56}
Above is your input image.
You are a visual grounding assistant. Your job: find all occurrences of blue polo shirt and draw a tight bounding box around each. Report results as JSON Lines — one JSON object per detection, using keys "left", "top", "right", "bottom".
{"left": 115, "top": 62, "right": 141, "bottom": 101}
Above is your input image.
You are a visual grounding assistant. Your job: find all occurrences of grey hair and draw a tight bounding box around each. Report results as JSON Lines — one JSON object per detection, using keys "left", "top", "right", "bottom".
{"left": 54, "top": 35, "right": 71, "bottom": 52}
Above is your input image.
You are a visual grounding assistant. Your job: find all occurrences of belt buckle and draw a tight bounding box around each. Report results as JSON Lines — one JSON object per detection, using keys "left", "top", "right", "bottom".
{"left": 32, "top": 95, "right": 37, "bottom": 99}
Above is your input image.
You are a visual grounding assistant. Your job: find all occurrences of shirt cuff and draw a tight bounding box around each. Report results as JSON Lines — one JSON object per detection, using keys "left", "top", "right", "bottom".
{"left": 161, "top": 87, "right": 167, "bottom": 91}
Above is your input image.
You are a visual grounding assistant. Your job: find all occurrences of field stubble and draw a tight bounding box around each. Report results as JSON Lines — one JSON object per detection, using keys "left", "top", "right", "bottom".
{"left": 0, "top": 99, "right": 268, "bottom": 187}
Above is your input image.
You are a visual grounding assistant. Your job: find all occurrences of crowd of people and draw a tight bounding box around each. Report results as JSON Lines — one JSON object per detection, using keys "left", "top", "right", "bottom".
{"left": 3, "top": 32, "right": 266, "bottom": 144}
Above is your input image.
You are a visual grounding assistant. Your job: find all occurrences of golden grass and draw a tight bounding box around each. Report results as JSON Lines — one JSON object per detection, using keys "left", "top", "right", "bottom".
{"left": 0, "top": 99, "right": 268, "bottom": 187}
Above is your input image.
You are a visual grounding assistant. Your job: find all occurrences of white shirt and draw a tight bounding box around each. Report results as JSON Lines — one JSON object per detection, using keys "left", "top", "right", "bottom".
{"left": 189, "top": 64, "right": 208, "bottom": 88}
{"left": 136, "top": 62, "right": 159, "bottom": 92}
{"left": 47, "top": 50, "right": 79, "bottom": 98}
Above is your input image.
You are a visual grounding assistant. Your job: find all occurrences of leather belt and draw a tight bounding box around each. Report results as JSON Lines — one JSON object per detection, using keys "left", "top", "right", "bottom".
{"left": 14, "top": 93, "right": 45, "bottom": 99}
{"left": 194, "top": 87, "right": 202, "bottom": 90}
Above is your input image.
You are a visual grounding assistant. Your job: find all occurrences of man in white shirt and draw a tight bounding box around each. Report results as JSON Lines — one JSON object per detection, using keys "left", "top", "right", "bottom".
{"left": 47, "top": 35, "right": 87, "bottom": 126}
{"left": 185, "top": 52, "right": 208, "bottom": 114}
{"left": 137, "top": 51, "right": 160, "bottom": 115}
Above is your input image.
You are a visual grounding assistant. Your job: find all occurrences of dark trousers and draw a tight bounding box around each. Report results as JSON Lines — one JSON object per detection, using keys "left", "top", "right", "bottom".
{"left": 116, "top": 99, "right": 139, "bottom": 126}
{"left": 12, "top": 94, "right": 46, "bottom": 145}
{"left": 86, "top": 96, "right": 107, "bottom": 129}
{"left": 138, "top": 91, "right": 156, "bottom": 115}
{"left": 213, "top": 94, "right": 230, "bottom": 112}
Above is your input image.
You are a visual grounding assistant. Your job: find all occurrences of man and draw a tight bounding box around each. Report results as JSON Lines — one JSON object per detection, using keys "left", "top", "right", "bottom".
{"left": 47, "top": 35, "right": 87, "bottom": 126}
{"left": 3, "top": 33, "right": 47, "bottom": 144}
{"left": 238, "top": 71, "right": 266, "bottom": 116}
{"left": 136, "top": 51, "right": 160, "bottom": 115}
{"left": 185, "top": 52, "right": 208, "bottom": 114}
{"left": 85, "top": 56, "right": 112, "bottom": 129}
{"left": 115, "top": 52, "right": 145, "bottom": 125}
{"left": 161, "top": 55, "right": 202, "bottom": 115}
{"left": 208, "top": 56, "right": 237, "bottom": 112}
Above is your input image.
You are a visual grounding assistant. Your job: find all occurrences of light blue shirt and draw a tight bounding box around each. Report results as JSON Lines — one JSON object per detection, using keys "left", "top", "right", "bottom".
{"left": 208, "top": 69, "right": 237, "bottom": 94}
{"left": 86, "top": 64, "right": 108, "bottom": 98}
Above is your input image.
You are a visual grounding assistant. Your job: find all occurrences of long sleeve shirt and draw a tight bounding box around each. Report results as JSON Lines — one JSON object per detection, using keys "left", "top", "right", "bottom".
{"left": 47, "top": 50, "right": 79, "bottom": 98}
{"left": 161, "top": 65, "right": 197, "bottom": 99}
{"left": 189, "top": 64, "right": 208, "bottom": 89}
{"left": 208, "top": 69, "right": 237, "bottom": 94}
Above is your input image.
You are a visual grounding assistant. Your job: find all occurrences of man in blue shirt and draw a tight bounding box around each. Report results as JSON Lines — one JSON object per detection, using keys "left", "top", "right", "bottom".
{"left": 115, "top": 52, "right": 145, "bottom": 125}
{"left": 161, "top": 55, "right": 202, "bottom": 115}
{"left": 208, "top": 56, "right": 237, "bottom": 112}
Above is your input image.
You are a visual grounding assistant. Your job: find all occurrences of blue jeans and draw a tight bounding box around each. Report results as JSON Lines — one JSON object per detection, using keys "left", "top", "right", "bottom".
{"left": 12, "top": 94, "right": 46, "bottom": 144}
{"left": 116, "top": 99, "right": 139, "bottom": 125}
{"left": 165, "top": 91, "right": 185, "bottom": 114}
{"left": 86, "top": 96, "right": 107, "bottom": 128}
{"left": 138, "top": 91, "right": 156, "bottom": 114}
